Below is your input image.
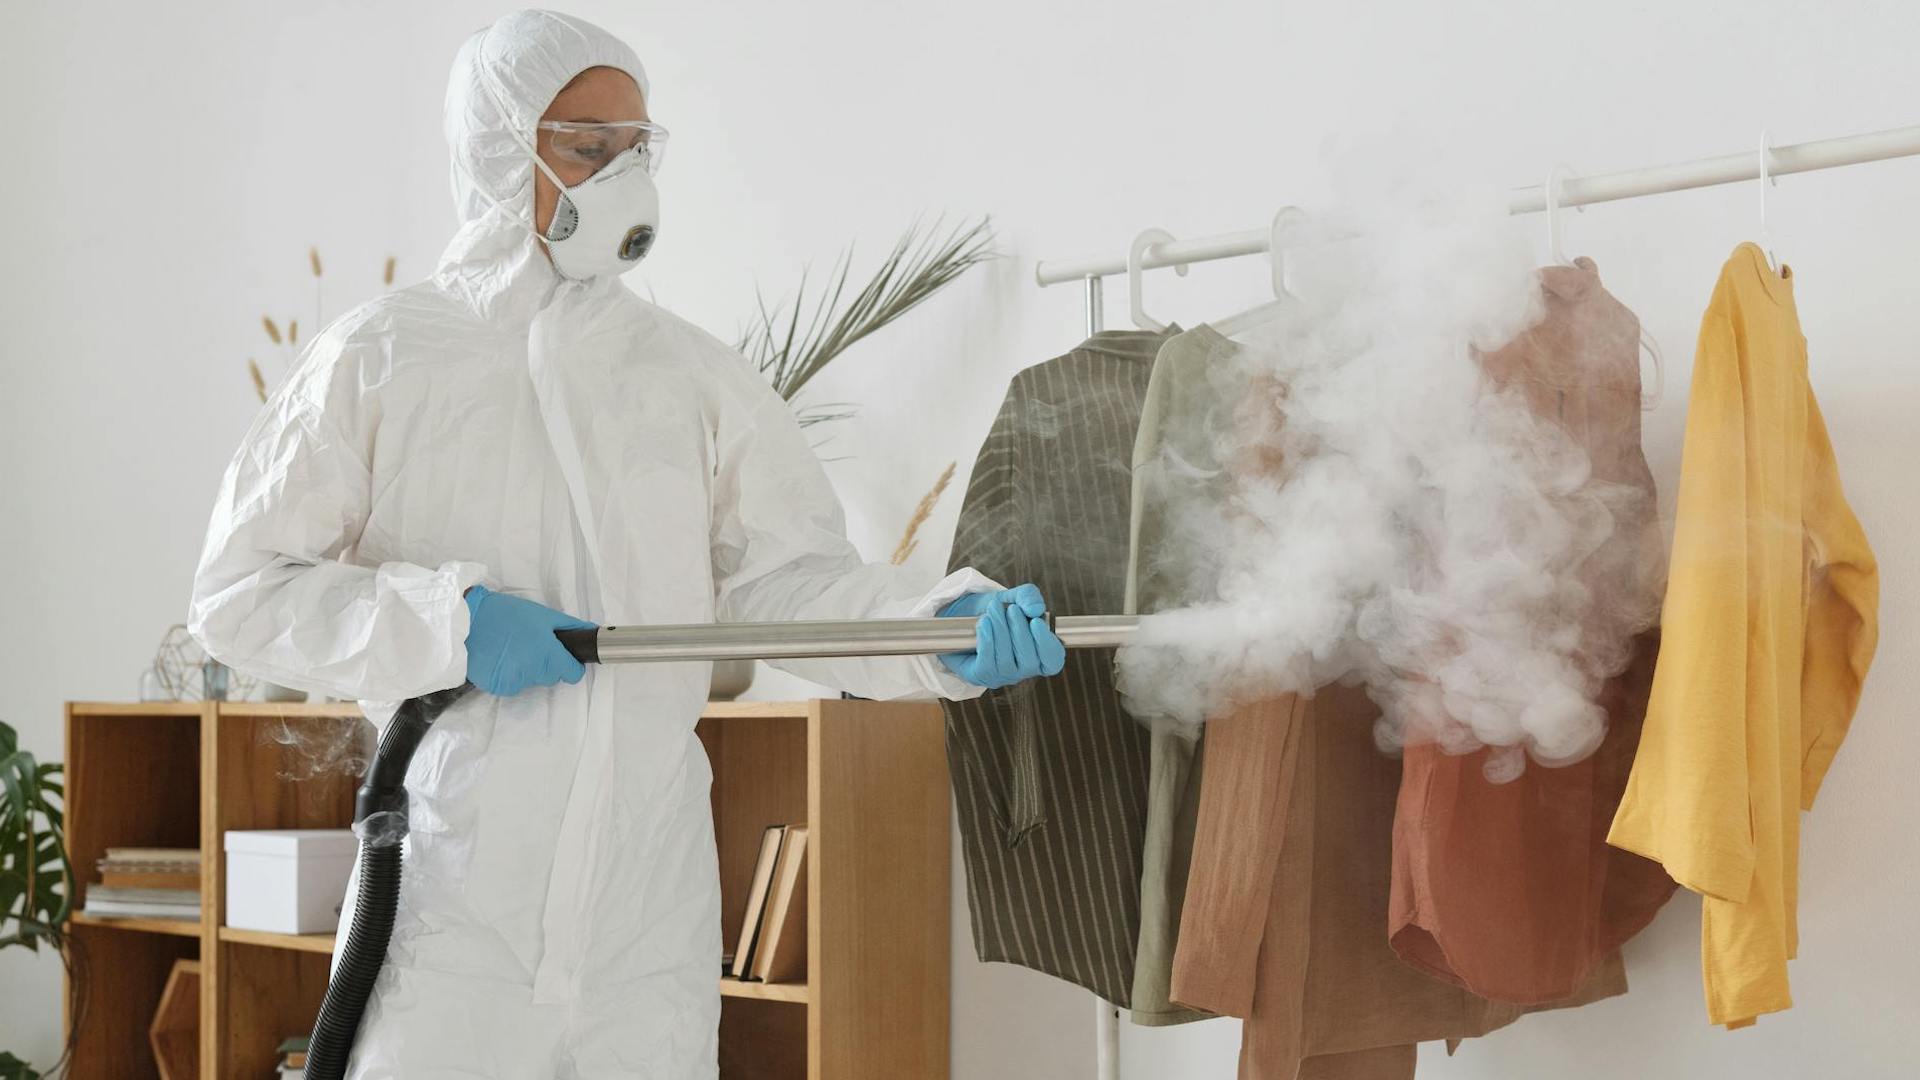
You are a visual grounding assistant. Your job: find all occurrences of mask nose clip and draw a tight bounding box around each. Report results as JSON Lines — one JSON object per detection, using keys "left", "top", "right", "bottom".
{"left": 619, "top": 224, "right": 655, "bottom": 261}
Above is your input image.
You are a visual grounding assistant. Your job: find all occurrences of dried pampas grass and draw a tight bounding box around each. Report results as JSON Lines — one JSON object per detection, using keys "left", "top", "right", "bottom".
{"left": 891, "top": 462, "right": 956, "bottom": 566}
{"left": 238, "top": 250, "right": 398, "bottom": 402}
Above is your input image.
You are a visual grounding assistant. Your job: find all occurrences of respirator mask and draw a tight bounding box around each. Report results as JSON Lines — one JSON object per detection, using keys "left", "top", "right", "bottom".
{"left": 528, "top": 119, "right": 668, "bottom": 280}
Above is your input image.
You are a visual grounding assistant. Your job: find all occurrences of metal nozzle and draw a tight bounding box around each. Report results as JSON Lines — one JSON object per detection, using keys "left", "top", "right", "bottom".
{"left": 557, "top": 614, "right": 1139, "bottom": 665}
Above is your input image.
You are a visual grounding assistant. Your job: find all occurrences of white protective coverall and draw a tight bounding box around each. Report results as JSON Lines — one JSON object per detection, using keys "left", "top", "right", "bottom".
{"left": 188, "top": 10, "right": 991, "bottom": 1077}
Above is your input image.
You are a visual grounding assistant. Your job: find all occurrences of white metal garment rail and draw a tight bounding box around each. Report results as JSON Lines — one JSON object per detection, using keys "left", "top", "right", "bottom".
{"left": 1047, "top": 120, "right": 1920, "bottom": 1080}
{"left": 1034, "top": 123, "right": 1920, "bottom": 287}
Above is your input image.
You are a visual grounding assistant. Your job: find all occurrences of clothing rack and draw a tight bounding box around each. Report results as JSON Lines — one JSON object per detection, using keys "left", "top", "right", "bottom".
{"left": 1042, "top": 120, "right": 1920, "bottom": 1080}
{"left": 1034, "top": 123, "right": 1920, "bottom": 289}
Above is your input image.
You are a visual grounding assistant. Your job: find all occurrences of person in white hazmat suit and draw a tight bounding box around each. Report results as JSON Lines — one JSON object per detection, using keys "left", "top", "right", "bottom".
{"left": 188, "top": 10, "right": 1064, "bottom": 1077}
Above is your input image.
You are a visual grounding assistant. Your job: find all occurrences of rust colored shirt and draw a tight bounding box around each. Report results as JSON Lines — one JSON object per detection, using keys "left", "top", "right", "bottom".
{"left": 1171, "top": 682, "right": 1626, "bottom": 1080}
{"left": 1387, "top": 259, "right": 1677, "bottom": 1005}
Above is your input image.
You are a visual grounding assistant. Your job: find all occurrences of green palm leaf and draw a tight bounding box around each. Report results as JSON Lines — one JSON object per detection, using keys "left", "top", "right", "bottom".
{"left": 736, "top": 216, "right": 996, "bottom": 433}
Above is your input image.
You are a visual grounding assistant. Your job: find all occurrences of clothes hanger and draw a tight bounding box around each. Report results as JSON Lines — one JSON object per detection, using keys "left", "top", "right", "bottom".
{"left": 1544, "top": 163, "right": 1664, "bottom": 410}
{"left": 1128, "top": 228, "right": 1189, "bottom": 332}
{"left": 1214, "top": 206, "right": 1308, "bottom": 338}
{"left": 1543, "top": 162, "right": 1586, "bottom": 265}
{"left": 1758, "top": 129, "right": 1783, "bottom": 274}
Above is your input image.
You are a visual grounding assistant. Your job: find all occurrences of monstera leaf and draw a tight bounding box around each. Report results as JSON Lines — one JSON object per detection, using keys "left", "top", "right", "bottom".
{"left": 1, "top": 721, "right": 71, "bottom": 952}
{"left": 2, "top": 720, "right": 74, "bottom": 1077}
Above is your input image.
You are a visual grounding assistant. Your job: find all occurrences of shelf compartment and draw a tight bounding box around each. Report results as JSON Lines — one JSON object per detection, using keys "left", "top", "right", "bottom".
{"left": 69, "top": 912, "right": 201, "bottom": 938}
{"left": 65, "top": 705, "right": 202, "bottom": 916}
{"left": 206, "top": 708, "right": 364, "bottom": 1079}
{"left": 698, "top": 715, "right": 808, "bottom": 956}
{"left": 149, "top": 959, "right": 201, "bottom": 1080}
{"left": 218, "top": 926, "right": 337, "bottom": 954}
{"left": 214, "top": 939, "right": 332, "bottom": 1079}
{"left": 719, "top": 976, "right": 809, "bottom": 1004}
{"left": 720, "top": 996, "right": 806, "bottom": 1079}
{"left": 65, "top": 916, "right": 199, "bottom": 1078}
{"left": 209, "top": 710, "right": 364, "bottom": 838}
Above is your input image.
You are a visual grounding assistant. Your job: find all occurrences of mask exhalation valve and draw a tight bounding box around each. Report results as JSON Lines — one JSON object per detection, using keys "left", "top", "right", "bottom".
{"left": 620, "top": 224, "right": 655, "bottom": 261}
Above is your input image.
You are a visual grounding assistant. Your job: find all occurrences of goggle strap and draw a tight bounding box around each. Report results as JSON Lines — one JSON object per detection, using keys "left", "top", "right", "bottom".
{"left": 524, "top": 144, "right": 572, "bottom": 199}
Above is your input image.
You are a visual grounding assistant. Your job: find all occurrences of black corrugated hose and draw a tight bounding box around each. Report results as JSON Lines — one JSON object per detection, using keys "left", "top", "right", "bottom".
{"left": 304, "top": 682, "right": 472, "bottom": 1079}
{"left": 302, "top": 628, "right": 603, "bottom": 1078}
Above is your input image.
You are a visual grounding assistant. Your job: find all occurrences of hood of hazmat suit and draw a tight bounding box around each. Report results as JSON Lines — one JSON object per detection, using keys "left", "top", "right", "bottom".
{"left": 188, "top": 10, "right": 990, "bottom": 1076}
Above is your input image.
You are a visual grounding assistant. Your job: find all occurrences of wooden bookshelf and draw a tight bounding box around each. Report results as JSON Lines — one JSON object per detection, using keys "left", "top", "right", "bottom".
{"left": 63, "top": 698, "right": 950, "bottom": 1079}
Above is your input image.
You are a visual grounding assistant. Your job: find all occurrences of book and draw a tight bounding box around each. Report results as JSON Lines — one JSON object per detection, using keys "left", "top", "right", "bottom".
{"left": 99, "top": 871, "right": 200, "bottom": 891}
{"left": 98, "top": 858, "right": 199, "bottom": 872}
{"left": 83, "top": 900, "right": 201, "bottom": 920}
{"left": 750, "top": 824, "right": 808, "bottom": 984}
{"left": 103, "top": 847, "right": 200, "bottom": 864}
{"left": 87, "top": 885, "right": 199, "bottom": 905}
{"left": 729, "top": 825, "right": 787, "bottom": 980}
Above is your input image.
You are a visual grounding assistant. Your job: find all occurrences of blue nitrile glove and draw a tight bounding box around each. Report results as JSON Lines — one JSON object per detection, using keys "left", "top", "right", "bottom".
{"left": 938, "top": 584, "right": 1068, "bottom": 690}
{"left": 462, "top": 585, "right": 595, "bottom": 696}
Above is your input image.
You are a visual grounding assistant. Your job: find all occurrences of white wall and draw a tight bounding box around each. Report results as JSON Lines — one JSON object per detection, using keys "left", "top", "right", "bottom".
{"left": 3, "top": 1, "right": 1916, "bottom": 1075}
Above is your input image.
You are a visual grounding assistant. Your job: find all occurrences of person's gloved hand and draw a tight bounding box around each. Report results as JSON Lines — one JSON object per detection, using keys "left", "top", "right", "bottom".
{"left": 463, "top": 585, "right": 595, "bottom": 696}
{"left": 938, "top": 584, "right": 1068, "bottom": 690}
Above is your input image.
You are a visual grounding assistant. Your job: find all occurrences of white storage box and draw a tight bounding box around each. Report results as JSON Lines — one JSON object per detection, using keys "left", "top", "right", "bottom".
{"left": 224, "top": 829, "right": 357, "bottom": 935}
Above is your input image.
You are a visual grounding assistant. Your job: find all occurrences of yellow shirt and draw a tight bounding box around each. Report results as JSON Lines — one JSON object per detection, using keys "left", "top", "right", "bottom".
{"left": 1608, "top": 243, "right": 1878, "bottom": 1028}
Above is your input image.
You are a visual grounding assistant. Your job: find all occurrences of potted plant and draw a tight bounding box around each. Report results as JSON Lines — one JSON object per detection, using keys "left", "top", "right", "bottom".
{"left": 1, "top": 720, "right": 80, "bottom": 1079}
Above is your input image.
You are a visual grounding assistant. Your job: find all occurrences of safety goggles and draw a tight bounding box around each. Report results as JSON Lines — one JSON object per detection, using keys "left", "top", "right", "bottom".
{"left": 536, "top": 120, "right": 670, "bottom": 175}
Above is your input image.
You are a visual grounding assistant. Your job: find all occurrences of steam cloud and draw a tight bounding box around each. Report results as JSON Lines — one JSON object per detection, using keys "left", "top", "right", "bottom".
{"left": 265, "top": 716, "right": 375, "bottom": 781}
{"left": 1114, "top": 190, "right": 1663, "bottom": 779}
